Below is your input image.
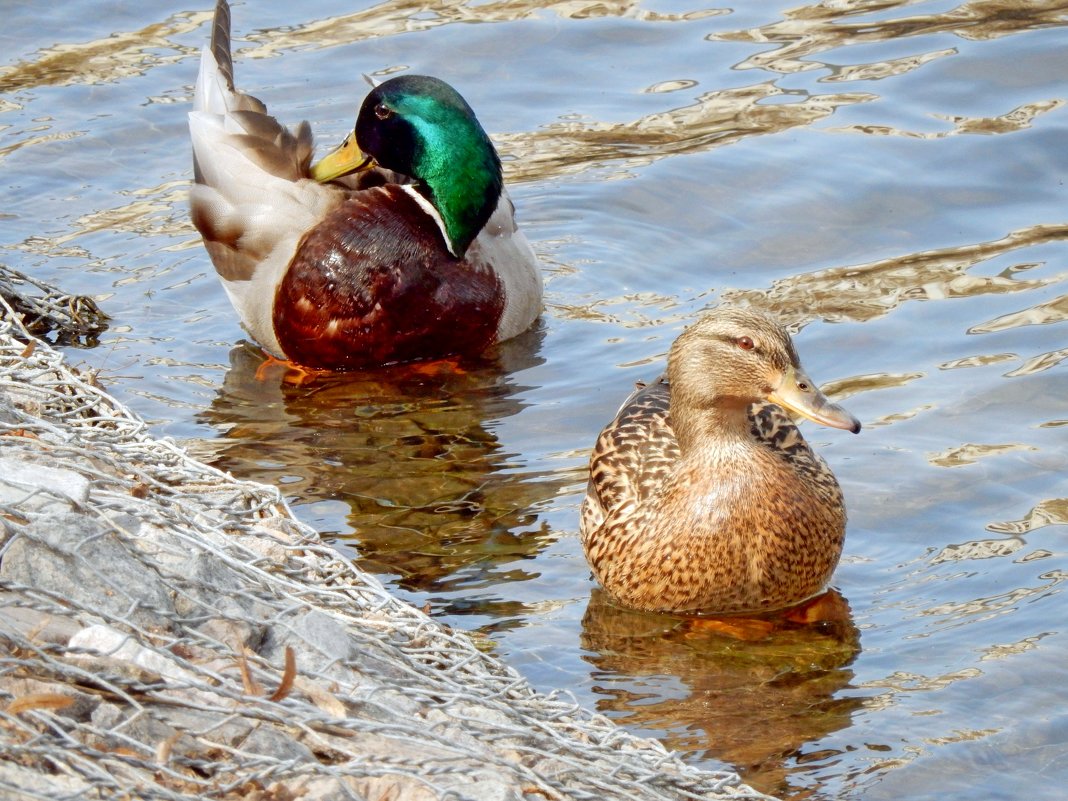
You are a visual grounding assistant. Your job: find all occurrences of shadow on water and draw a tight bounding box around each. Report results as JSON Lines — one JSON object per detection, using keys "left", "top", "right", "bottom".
{"left": 580, "top": 589, "right": 865, "bottom": 800}
{"left": 196, "top": 326, "right": 572, "bottom": 617}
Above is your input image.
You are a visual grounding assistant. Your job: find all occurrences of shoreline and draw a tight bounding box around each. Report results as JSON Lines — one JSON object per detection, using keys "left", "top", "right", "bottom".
{"left": 0, "top": 270, "right": 770, "bottom": 801}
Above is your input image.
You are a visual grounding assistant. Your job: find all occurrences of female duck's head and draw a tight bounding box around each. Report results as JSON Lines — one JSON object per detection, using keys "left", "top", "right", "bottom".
{"left": 668, "top": 308, "right": 861, "bottom": 447}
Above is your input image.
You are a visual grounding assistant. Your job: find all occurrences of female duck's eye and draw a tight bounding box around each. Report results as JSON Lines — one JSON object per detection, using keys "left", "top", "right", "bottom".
{"left": 736, "top": 336, "right": 755, "bottom": 351}
{"left": 374, "top": 103, "right": 393, "bottom": 121}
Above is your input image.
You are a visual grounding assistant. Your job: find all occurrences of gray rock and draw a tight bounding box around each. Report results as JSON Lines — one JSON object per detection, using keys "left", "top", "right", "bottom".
{"left": 153, "top": 706, "right": 255, "bottom": 748}
{"left": 259, "top": 608, "right": 358, "bottom": 679}
{"left": 238, "top": 723, "right": 316, "bottom": 764}
{"left": 0, "top": 592, "right": 82, "bottom": 644}
{"left": 1, "top": 511, "right": 176, "bottom": 631}
{"left": 195, "top": 615, "right": 262, "bottom": 652}
{"left": 0, "top": 456, "right": 90, "bottom": 514}
{"left": 171, "top": 550, "right": 270, "bottom": 650}
{"left": 89, "top": 699, "right": 178, "bottom": 757}
{"left": 0, "top": 759, "right": 93, "bottom": 801}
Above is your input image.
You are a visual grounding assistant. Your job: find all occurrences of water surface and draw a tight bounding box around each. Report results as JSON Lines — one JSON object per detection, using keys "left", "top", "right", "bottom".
{"left": 3, "top": 1, "right": 1068, "bottom": 798}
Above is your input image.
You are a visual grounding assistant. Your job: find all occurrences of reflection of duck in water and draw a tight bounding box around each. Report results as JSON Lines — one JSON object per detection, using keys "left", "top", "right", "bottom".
{"left": 196, "top": 328, "right": 562, "bottom": 609}
{"left": 581, "top": 308, "right": 861, "bottom": 614}
{"left": 188, "top": 0, "right": 541, "bottom": 370}
{"left": 579, "top": 587, "right": 863, "bottom": 797}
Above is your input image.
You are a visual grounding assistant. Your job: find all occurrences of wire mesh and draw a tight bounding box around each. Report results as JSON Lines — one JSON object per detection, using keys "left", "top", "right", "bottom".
{"left": 0, "top": 276, "right": 772, "bottom": 801}
{"left": 0, "top": 264, "right": 108, "bottom": 347}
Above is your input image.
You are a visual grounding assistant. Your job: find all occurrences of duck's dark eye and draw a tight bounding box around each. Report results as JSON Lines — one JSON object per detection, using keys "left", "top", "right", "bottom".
{"left": 374, "top": 103, "right": 393, "bottom": 120}
{"left": 797, "top": 381, "right": 810, "bottom": 391}
{"left": 736, "top": 336, "right": 755, "bottom": 351}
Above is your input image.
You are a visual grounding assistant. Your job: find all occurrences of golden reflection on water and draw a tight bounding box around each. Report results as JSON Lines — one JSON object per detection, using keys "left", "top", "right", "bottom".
{"left": 580, "top": 589, "right": 863, "bottom": 797}
{"left": 0, "top": 128, "right": 83, "bottom": 162}
{"left": 1003, "top": 347, "right": 1068, "bottom": 377}
{"left": 227, "top": 0, "right": 728, "bottom": 61}
{"left": 713, "top": 0, "right": 1068, "bottom": 73}
{"left": 722, "top": 224, "right": 1068, "bottom": 327}
{"left": 822, "top": 48, "right": 956, "bottom": 84}
{"left": 25, "top": 183, "right": 194, "bottom": 251}
{"left": 499, "top": 82, "right": 878, "bottom": 184}
{"left": 927, "top": 441, "right": 1036, "bottom": 467}
{"left": 969, "top": 290, "right": 1068, "bottom": 333}
{"left": 0, "top": 12, "right": 208, "bottom": 94}
{"left": 919, "top": 570, "right": 1067, "bottom": 621}
{"left": 930, "top": 535, "right": 1026, "bottom": 563}
{"left": 0, "top": 0, "right": 727, "bottom": 101}
{"left": 838, "top": 99, "right": 1065, "bottom": 138}
{"left": 987, "top": 497, "right": 1068, "bottom": 534}
{"left": 194, "top": 329, "right": 575, "bottom": 613}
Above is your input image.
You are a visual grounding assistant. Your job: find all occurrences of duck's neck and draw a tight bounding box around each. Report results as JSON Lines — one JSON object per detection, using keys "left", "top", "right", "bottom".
{"left": 413, "top": 135, "right": 502, "bottom": 258}
{"left": 671, "top": 396, "right": 755, "bottom": 458}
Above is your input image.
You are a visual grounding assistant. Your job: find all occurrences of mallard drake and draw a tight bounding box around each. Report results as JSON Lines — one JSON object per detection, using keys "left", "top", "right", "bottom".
{"left": 188, "top": 0, "right": 541, "bottom": 370}
{"left": 580, "top": 308, "right": 861, "bottom": 615}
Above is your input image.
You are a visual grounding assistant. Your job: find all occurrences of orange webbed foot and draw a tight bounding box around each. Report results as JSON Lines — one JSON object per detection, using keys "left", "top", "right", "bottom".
{"left": 253, "top": 351, "right": 332, "bottom": 386}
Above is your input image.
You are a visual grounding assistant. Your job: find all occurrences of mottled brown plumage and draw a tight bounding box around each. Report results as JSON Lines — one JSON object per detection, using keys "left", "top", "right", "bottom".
{"left": 580, "top": 308, "right": 861, "bottom": 614}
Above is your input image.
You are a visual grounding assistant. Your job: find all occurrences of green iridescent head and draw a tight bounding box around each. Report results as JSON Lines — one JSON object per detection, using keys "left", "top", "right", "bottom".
{"left": 312, "top": 75, "right": 503, "bottom": 257}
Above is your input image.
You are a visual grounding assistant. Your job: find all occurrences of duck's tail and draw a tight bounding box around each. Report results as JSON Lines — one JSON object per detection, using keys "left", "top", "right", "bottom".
{"left": 187, "top": 0, "right": 333, "bottom": 360}
{"left": 193, "top": 0, "right": 267, "bottom": 117}
{"left": 209, "top": 0, "right": 235, "bottom": 96}
{"left": 190, "top": 0, "right": 310, "bottom": 187}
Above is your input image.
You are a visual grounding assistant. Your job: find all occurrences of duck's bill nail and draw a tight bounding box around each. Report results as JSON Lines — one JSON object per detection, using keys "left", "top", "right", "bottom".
{"left": 769, "top": 367, "right": 862, "bottom": 434}
{"left": 309, "top": 131, "right": 373, "bottom": 182}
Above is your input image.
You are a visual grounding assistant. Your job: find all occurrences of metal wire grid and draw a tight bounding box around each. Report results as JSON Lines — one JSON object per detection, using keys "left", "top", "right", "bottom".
{"left": 0, "top": 290, "right": 770, "bottom": 801}
{"left": 0, "top": 264, "right": 107, "bottom": 347}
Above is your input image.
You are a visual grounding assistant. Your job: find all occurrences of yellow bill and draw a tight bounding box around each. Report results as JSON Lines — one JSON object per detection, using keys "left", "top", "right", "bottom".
{"left": 310, "top": 131, "right": 373, "bottom": 182}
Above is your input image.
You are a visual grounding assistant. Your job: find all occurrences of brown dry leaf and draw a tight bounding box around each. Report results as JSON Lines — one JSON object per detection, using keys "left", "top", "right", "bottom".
{"left": 238, "top": 649, "right": 263, "bottom": 696}
{"left": 4, "top": 428, "right": 38, "bottom": 439}
{"left": 155, "top": 730, "right": 183, "bottom": 764}
{"left": 268, "top": 646, "right": 296, "bottom": 702}
{"left": 292, "top": 676, "right": 346, "bottom": 718}
{"left": 6, "top": 693, "right": 75, "bottom": 714}
{"left": 521, "top": 784, "right": 563, "bottom": 799}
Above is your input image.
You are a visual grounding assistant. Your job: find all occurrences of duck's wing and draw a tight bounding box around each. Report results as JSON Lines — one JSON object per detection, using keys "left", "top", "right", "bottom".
{"left": 749, "top": 401, "right": 845, "bottom": 499}
{"left": 188, "top": 0, "right": 343, "bottom": 355}
{"left": 581, "top": 376, "right": 679, "bottom": 535}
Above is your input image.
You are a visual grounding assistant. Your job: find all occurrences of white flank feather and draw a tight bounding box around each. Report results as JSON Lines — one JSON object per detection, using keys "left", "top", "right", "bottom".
{"left": 471, "top": 190, "right": 543, "bottom": 342}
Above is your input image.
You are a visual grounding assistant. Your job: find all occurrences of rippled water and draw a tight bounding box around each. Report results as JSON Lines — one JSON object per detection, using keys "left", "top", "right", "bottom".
{"left": 4, "top": 1, "right": 1068, "bottom": 798}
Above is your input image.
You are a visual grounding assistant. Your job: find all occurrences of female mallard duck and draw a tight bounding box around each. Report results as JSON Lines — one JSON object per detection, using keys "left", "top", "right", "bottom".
{"left": 188, "top": 0, "right": 541, "bottom": 370}
{"left": 580, "top": 308, "right": 861, "bottom": 615}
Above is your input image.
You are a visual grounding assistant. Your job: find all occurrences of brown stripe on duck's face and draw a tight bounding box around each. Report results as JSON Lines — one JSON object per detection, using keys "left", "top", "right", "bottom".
{"left": 273, "top": 186, "right": 505, "bottom": 370}
{"left": 668, "top": 308, "right": 860, "bottom": 433}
